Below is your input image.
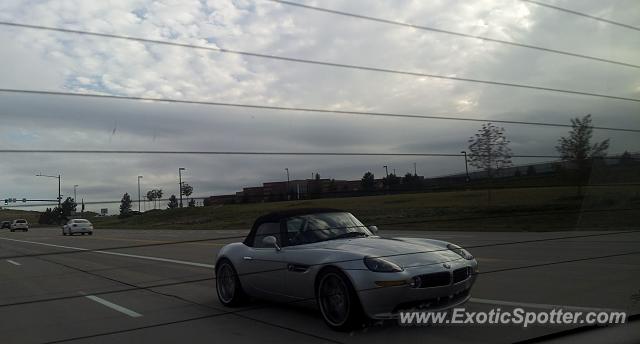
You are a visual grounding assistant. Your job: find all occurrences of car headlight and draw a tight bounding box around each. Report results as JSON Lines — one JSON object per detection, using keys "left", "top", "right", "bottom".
{"left": 363, "top": 257, "right": 403, "bottom": 272}
{"left": 447, "top": 244, "right": 474, "bottom": 260}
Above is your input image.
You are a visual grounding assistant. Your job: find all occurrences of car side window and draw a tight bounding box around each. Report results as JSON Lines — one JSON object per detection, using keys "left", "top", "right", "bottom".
{"left": 252, "top": 222, "right": 281, "bottom": 248}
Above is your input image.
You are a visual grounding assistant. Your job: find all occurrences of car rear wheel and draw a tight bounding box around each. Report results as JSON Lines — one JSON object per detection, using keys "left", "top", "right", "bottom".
{"left": 316, "top": 268, "right": 364, "bottom": 331}
{"left": 215, "top": 260, "right": 247, "bottom": 307}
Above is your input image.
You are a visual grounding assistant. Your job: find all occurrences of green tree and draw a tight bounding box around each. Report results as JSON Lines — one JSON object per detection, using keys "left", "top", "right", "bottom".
{"left": 361, "top": 171, "right": 375, "bottom": 191}
{"left": 556, "top": 114, "right": 609, "bottom": 163}
{"left": 167, "top": 195, "right": 179, "bottom": 209}
{"left": 181, "top": 183, "right": 193, "bottom": 197}
{"left": 120, "top": 193, "right": 132, "bottom": 215}
{"left": 383, "top": 173, "right": 401, "bottom": 189}
{"left": 556, "top": 114, "right": 610, "bottom": 194}
{"left": 61, "top": 197, "right": 77, "bottom": 218}
{"left": 146, "top": 190, "right": 155, "bottom": 209}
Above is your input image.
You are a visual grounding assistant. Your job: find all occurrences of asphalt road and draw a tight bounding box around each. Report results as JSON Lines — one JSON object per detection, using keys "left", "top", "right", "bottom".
{"left": 1, "top": 227, "right": 639, "bottom": 344}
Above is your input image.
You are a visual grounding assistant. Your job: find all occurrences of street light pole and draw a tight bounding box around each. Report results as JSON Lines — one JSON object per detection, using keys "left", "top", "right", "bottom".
{"left": 137, "top": 176, "right": 143, "bottom": 212}
{"left": 36, "top": 173, "right": 62, "bottom": 208}
{"left": 178, "top": 168, "right": 186, "bottom": 208}
{"left": 73, "top": 185, "right": 78, "bottom": 202}
{"left": 461, "top": 151, "right": 470, "bottom": 182}
{"left": 383, "top": 165, "right": 388, "bottom": 178}
{"left": 285, "top": 168, "right": 290, "bottom": 200}
{"left": 414, "top": 162, "right": 417, "bottom": 176}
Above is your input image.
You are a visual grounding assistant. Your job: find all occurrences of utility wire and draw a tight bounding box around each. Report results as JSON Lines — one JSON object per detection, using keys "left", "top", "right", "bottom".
{"left": 2, "top": 88, "right": 639, "bottom": 132}
{"left": 267, "top": 0, "right": 640, "bottom": 68}
{"left": 1, "top": 148, "right": 639, "bottom": 161}
{"left": 0, "top": 23, "right": 638, "bottom": 103}
{"left": 520, "top": 0, "right": 640, "bottom": 32}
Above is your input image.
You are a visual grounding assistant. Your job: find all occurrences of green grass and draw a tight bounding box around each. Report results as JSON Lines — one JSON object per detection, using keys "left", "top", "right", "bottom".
{"left": 90, "top": 185, "right": 640, "bottom": 231}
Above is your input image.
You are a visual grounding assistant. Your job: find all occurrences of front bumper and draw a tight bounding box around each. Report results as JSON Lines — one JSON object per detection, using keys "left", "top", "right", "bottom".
{"left": 350, "top": 259, "right": 478, "bottom": 319}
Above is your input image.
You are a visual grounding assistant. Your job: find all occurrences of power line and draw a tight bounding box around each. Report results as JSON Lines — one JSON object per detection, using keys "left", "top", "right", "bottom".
{"left": 0, "top": 148, "right": 568, "bottom": 158}
{"left": 520, "top": 0, "right": 640, "bottom": 32}
{"left": 0, "top": 23, "right": 638, "bottom": 103}
{"left": 2, "top": 88, "right": 639, "bottom": 132}
{"left": 267, "top": 0, "right": 640, "bottom": 69}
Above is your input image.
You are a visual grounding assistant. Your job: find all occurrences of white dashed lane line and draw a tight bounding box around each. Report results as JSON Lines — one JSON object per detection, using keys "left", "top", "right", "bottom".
{"left": 0, "top": 237, "right": 215, "bottom": 269}
{"left": 84, "top": 295, "right": 143, "bottom": 318}
{"left": 6, "top": 259, "right": 21, "bottom": 266}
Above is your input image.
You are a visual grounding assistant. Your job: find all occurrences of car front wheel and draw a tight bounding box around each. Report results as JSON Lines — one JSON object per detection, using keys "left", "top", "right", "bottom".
{"left": 215, "top": 259, "right": 247, "bottom": 307}
{"left": 316, "top": 268, "right": 364, "bottom": 331}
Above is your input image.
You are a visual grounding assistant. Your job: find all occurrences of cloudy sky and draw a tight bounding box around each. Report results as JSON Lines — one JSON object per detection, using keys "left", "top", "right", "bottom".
{"left": 0, "top": 0, "right": 638, "bottom": 212}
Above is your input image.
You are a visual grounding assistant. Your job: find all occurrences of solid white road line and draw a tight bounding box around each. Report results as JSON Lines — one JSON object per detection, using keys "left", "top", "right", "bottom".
{"left": 469, "top": 297, "right": 616, "bottom": 312}
{"left": 6, "top": 259, "right": 21, "bottom": 266}
{"left": 85, "top": 295, "right": 142, "bottom": 318}
{"left": 0, "top": 237, "right": 215, "bottom": 269}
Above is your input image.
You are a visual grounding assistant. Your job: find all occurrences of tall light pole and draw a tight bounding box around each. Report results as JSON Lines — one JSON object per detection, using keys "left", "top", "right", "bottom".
{"left": 137, "top": 176, "right": 143, "bottom": 212}
{"left": 413, "top": 162, "right": 417, "bottom": 176}
{"left": 36, "top": 173, "right": 61, "bottom": 208}
{"left": 461, "top": 151, "right": 470, "bottom": 182}
{"left": 285, "top": 168, "right": 290, "bottom": 200}
{"left": 178, "top": 168, "right": 186, "bottom": 208}
{"left": 383, "top": 165, "right": 389, "bottom": 178}
{"left": 73, "top": 185, "right": 78, "bottom": 201}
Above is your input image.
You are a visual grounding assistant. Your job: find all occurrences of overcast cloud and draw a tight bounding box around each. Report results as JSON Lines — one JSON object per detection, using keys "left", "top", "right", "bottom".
{"left": 0, "top": 0, "right": 638, "bottom": 212}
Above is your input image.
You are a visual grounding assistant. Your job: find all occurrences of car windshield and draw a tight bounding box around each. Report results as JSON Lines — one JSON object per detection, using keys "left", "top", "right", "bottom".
{"left": 16, "top": 220, "right": 26, "bottom": 223}
{"left": 286, "top": 212, "right": 370, "bottom": 245}
{"left": 74, "top": 219, "right": 89, "bottom": 223}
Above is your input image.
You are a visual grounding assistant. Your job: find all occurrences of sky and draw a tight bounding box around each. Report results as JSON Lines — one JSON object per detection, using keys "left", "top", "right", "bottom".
{"left": 0, "top": 0, "right": 639, "bottom": 213}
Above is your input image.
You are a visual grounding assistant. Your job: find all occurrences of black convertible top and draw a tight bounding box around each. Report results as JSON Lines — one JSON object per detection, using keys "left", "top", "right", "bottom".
{"left": 243, "top": 208, "right": 345, "bottom": 246}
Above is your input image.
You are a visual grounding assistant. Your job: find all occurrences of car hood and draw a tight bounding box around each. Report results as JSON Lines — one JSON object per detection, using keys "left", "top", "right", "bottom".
{"left": 315, "top": 237, "right": 462, "bottom": 268}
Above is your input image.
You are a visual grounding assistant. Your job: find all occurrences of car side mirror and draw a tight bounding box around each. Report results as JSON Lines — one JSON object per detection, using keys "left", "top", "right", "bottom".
{"left": 368, "top": 225, "right": 378, "bottom": 235}
{"left": 262, "top": 235, "right": 281, "bottom": 251}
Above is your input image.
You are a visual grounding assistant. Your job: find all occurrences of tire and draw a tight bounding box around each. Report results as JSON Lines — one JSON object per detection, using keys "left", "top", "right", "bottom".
{"left": 88, "top": 232, "right": 93, "bottom": 236}
{"left": 215, "top": 259, "right": 247, "bottom": 307}
{"left": 316, "top": 268, "right": 364, "bottom": 331}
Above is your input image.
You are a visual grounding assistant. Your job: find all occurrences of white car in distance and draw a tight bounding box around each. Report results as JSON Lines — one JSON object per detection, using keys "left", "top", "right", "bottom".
{"left": 10, "top": 219, "right": 29, "bottom": 232}
{"left": 63, "top": 219, "right": 94, "bottom": 236}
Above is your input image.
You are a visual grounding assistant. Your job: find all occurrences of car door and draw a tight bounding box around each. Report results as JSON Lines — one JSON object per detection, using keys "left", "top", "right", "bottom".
{"left": 238, "top": 222, "right": 289, "bottom": 300}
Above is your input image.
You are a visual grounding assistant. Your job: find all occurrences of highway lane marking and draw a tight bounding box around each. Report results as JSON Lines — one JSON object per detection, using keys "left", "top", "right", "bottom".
{"left": 84, "top": 295, "right": 142, "bottom": 318}
{"left": 0, "top": 237, "right": 215, "bottom": 269}
{"left": 469, "top": 298, "right": 616, "bottom": 312}
{"left": 6, "top": 259, "right": 21, "bottom": 266}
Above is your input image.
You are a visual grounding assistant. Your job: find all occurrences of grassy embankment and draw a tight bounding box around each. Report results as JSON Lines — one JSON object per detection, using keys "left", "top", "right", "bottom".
{"left": 87, "top": 184, "right": 640, "bottom": 231}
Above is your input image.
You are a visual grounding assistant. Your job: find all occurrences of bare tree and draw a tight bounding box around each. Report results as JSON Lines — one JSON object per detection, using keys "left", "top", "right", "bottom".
{"left": 468, "top": 123, "right": 513, "bottom": 178}
{"left": 468, "top": 123, "right": 513, "bottom": 205}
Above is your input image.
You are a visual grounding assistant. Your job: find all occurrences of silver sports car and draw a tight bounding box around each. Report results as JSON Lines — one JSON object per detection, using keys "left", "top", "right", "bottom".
{"left": 215, "top": 208, "right": 478, "bottom": 330}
